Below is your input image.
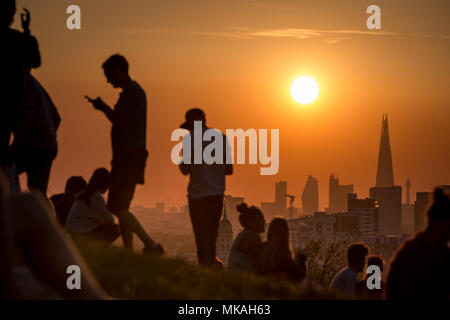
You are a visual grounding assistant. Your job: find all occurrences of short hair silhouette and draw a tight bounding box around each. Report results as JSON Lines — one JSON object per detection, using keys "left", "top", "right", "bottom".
{"left": 102, "top": 54, "right": 129, "bottom": 73}
{"left": 77, "top": 168, "right": 110, "bottom": 205}
{"left": 268, "top": 217, "right": 289, "bottom": 244}
{"left": 347, "top": 243, "right": 369, "bottom": 266}
{"left": 367, "top": 255, "right": 384, "bottom": 272}
{"left": 236, "top": 203, "right": 262, "bottom": 229}
{"left": 426, "top": 187, "right": 450, "bottom": 226}
{"left": 1, "top": 0, "right": 15, "bottom": 26}
{"left": 180, "top": 108, "right": 206, "bottom": 130}
{"left": 65, "top": 176, "right": 87, "bottom": 195}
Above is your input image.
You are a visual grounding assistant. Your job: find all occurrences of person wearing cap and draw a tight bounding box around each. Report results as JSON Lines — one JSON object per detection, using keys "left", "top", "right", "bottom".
{"left": 179, "top": 108, "right": 233, "bottom": 267}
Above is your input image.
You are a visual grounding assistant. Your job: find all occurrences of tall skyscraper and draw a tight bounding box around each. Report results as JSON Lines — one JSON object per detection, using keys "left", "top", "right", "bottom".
{"left": 370, "top": 115, "right": 402, "bottom": 235}
{"left": 275, "top": 181, "right": 287, "bottom": 215}
{"left": 376, "top": 114, "right": 395, "bottom": 188}
{"left": 402, "top": 178, "right": 414, "bottom": 235}
{"left": 326, "top": 174, "right": 354, "bottom": 213}
{"left": 406, "top": 178, "right": 411, "bottom": 205}
{"left": 301, "top": 176, "right": 319, "bottom": 215}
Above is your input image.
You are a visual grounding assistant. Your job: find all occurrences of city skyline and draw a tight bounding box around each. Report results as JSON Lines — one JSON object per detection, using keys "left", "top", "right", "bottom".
{"left": 14, "top": 0, "right": 450, "bottom": 210}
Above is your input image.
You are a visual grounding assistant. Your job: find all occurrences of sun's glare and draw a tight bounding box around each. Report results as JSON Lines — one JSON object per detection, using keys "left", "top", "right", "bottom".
{"left": 290, "top": 76, "right": 319, "bottom": 104}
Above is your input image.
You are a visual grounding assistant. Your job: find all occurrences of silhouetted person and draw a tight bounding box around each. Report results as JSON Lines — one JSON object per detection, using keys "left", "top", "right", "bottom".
{"left": 65, "top": 168, "right": 119, "bottom": 244}
{"left": 11, "top": 65, "right": 60, "bottom": 195}
{"left": 179, "top": 108, "right": 233, "bottom": 267}
{"left": 86, "top": 54, "right": 163, "bottom": 254}
{"left": 2, "top": 1, "right": 40, "bottom": 171}
{"left": 386, "top": 187, "right": 450, "bottom": 299}
{"left": 50, "top": 176, "right": 87, "bottom": 227}
{"left": 356, "top": 255, "right": 385, "bottom": 300}
{"left": 256, "top": 218, "right": 305, "bottom": 283}
{"left": 329, "top": 242, "right": 369, "bottom": 296}
{"left": 228, "top": 203, "right": 265, "bottom": 272}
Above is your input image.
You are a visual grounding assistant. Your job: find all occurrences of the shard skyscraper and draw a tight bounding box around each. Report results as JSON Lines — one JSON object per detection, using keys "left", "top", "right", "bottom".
{"left": 370, "top": 115, "right": 402, "bottom": 235}
{"left": 375, "top": 114, "right": 394, "bottom": 187}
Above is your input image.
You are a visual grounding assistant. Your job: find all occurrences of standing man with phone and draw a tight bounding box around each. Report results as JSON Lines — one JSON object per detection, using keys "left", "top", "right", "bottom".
{"left": 86, "top": 54, "right": 163, "bottom": 254}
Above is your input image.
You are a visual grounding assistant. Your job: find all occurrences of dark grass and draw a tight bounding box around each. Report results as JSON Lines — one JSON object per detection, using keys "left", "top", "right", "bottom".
{"left": 75, "top": 239, "right": 343, "bottom": 300}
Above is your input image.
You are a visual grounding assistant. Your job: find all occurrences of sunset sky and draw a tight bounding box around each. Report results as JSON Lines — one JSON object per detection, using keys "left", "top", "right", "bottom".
{"left": 13, "top": 0, "right": 450, "bottom": 211}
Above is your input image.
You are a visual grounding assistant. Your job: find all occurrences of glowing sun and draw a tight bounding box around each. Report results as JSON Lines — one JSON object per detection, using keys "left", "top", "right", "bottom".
{"left": 290, "top": 76, "right": 319, "bottom": 104}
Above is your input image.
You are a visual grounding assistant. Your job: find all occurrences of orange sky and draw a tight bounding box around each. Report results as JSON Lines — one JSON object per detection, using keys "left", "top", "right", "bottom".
{"left": 13, "top": 0, "right": 450, "bottom": 210}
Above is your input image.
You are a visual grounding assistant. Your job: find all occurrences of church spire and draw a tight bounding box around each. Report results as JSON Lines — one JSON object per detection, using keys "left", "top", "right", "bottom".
{"left": 376, "top": 114, "right": 394, "bottom": 187}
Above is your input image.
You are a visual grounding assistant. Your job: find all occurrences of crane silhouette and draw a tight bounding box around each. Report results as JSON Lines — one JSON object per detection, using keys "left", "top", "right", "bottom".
{"left": 285, "top": 194, "right": 296, "bottom": 219}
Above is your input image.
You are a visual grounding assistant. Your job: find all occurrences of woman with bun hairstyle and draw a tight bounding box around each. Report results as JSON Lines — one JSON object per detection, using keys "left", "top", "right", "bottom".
{"left": 256, "top": 217, "right": 305, "bottom": 283}
{"left": 228, "top": 203, "right": 266, "bottom": 272}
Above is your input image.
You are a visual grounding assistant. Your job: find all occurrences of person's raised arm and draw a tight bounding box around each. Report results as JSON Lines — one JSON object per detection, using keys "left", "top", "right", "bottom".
{"left": 85, "top": 96, "right": 115, "bottom": 123}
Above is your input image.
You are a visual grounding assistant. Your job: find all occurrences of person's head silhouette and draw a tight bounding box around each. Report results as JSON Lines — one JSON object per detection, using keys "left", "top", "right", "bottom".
{"left": 236, "top": 203, "right": 266, "bottom": 234}
{"left": 427, "top": 187, "right": 450, "bottom": 227}
{"left": 347, "top": 243, "right": 369, "bottom": 273}
{"left": 65, "top": 176, "right": 87, "bottom": 196}
{"left": 367, "top": 255, "right": 384, "bottom": 272}
{"left": 87, "top": 168, "right": 110, "bottom": 194}
{"left": 180, "top": 108, "right": 206, "bottom": 131}
{"left": 2, "top": 0, "right": 16, "bottom": 27}
{"left": 267, "top": 217, "right": 289, "bottom": 246}
{"left": 102, "top": 54, "right": 130, "bottom": 88}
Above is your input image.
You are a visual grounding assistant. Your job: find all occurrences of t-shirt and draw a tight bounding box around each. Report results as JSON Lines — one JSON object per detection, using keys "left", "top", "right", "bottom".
{"left": 65, "top": 192, "right": 115, "bottom": 233}
{"left": 111, "top": 80, "right": 147, "bottom": 157}
{"left": 329, "top": 267, "right": 358, "bottom": 295}
{"left": 18, "top": 75, "right": 60, "bottom": 150}
{"left": 182, "top": 128, "right": 232, "bottom": 199}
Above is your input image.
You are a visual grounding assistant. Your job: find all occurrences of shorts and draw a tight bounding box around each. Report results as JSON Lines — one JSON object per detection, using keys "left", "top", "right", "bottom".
{"left": 107, "top": 166, "right": 137, "bottom": 214}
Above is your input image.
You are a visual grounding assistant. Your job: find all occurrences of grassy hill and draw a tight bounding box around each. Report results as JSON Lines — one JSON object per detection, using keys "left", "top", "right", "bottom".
{"left": 76, "top": 240, "right": 342, "bottom": 300}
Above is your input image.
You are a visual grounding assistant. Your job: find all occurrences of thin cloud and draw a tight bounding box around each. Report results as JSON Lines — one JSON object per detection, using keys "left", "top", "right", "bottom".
{"left": 119, "top": 27, "right": 450, "bottom": 43}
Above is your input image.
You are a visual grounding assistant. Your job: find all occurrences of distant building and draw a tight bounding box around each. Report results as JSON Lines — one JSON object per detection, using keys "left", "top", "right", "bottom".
{"left": 299, "top": 212, "right": 335, "bottom": 239}
{"left": 275, "top": 181, "right": 287, "bottom": 216}
{"left": 302, "top": 176, "right": 319, "bottom": 215}
{"left": 370, "top": 115, "right": 401, "bottom": 235}
{"left": 370, "top": 186, "right": 402, "bottom": 235}
{"left": 414, "top": 192, "right": 431, "bottom": 233}
{"left": 224, "top": 195, "right": 244, "bottom": 233}
{"left": 347, "top": 193, "right": 379, "bottom": 235}
{"left": 217, "top": 200, "right": 233, "bottom": 266}
{"left": 375, "top": 115, "right": 395, "bottom": 188}
{"left": 326, "top": 174, "right": 354, "bottom": 213}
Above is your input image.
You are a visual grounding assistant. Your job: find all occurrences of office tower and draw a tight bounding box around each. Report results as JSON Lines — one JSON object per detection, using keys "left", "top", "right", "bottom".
{"left": 275, "top": 181, "right": 287, "bottom": 215}
{"left": 217, "top": 200, "right": 233, "bottom": 266}
{"left": 347, "top": 193, "right": 379, "bottom": 235}
{"left": 370, "top": 115, "right": 402, "bottom": 235}
{"left": 406, "top": 178, "right": 411, "bottom": 205}
{"left": 402, "top": 178, "right": 414, "bottom": 234}
{"left": 301, "top": 176, "right": 319, "bottom": 215}
{"left": 327, "top": 174, "right": 354, "bottom": 213}
{"left": 414, "top": 192, "right": 431, "bottom": 233}
{"left": 376, "top": 114, "right": 394, "bottom": 187}
{"left": 370, "top": 186, "right": 402, "bottom": 235}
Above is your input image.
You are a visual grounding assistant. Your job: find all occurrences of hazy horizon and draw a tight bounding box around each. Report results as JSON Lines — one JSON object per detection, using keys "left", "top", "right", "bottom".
{"left": 13, "top": 0, "right": 450, "bottom": 210}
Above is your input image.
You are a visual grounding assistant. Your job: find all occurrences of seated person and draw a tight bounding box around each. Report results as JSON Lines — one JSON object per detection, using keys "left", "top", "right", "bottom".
{"left": 255, "top": 218, "right": 305, "bottom": 283}
{"left": 65, "top": 168, "right": 119, "bottom": 244}
{"left": 50, "top": 176, "right": 87, "bottom": 226}
{"left": 329, "top": 242, "right": 369, "bottom": 296}
{"left": 228, "top": 203, "right": 265, "bottom": 272}
{"left": 356, "top": 255, "right": 385, "bottom": 299}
